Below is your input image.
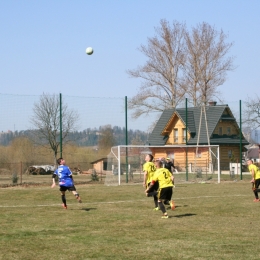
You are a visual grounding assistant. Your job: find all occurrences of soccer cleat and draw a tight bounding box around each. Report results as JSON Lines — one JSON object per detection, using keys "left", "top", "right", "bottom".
{"left": 62, "top": 204, "right": 67, "bottom": 209}
{"left": 153, "top": 207, "right": 159, "bottom": 211}
{"left": 161, "top": 214, "right": 168, "bottom": 219}
{"left": 253, "top": 198, "right": 260, "bottom": 202}
{"left": 170, "top": 200, "right": 175, "bottom": 210}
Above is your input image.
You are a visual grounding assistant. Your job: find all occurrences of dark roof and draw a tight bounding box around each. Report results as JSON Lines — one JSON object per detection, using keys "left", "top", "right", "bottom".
{"left": 148, "top": 105, "right": 249, "bottom": 146}
{"left": 148, "top": 108, "right": 175, "bottom": 146}
{"left": 90, "top": 158, "right": 107, "bottom": 164}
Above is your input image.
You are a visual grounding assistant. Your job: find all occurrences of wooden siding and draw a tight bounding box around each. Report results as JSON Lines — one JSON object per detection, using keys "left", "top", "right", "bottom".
{"left": 213, "top": 121, "right": 239, "bottom": 136}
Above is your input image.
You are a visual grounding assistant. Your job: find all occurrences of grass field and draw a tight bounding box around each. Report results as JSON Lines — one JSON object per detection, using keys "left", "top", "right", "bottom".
{"left": 0, "top": 180, "right": 258, "bottom": 260}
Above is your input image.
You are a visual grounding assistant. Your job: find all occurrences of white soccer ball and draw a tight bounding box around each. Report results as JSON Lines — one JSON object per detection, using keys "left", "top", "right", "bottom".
{"left": 86, "top": 47, "right": 94, "bottom": 55}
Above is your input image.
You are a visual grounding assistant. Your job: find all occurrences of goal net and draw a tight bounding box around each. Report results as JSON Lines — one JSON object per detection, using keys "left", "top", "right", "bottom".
{"left": 104, "top": 145, "right": 220, "bottom": 186}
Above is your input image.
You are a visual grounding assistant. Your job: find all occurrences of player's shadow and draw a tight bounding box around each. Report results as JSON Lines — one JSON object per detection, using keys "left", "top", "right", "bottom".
{"left": 173, "top": 213, "right": 196, "bottom": 218}
{"left": 81, "top": 207, "right": 97, "bottom": 212}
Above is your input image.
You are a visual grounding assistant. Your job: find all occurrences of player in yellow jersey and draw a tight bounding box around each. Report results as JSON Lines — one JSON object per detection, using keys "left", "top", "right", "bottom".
{"left": 143, "top": 154, "right": 159, "bottom": 210}
{"left": 247, "top": 159, "right": 260, "bottom": 202}
{"left": 146, "top": 160, "right": 175, "bottom": 218}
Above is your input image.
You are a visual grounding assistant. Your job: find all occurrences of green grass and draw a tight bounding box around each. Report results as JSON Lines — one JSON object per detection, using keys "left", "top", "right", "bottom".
{"left": 0, "top": 181, "right": 258, "bottom": 260}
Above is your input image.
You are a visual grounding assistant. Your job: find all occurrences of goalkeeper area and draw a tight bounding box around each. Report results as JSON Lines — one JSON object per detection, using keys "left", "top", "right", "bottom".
{"left": 104, "top": 145, "right": 221, "bottom": 186}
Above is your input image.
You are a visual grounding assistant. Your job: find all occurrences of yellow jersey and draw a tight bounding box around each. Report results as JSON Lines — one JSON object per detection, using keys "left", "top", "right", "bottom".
{"left": 143, "top": 162, "right": 156, "bottom": 184}
{"left": 152, "top": 168, "right": 173, "bottom": 189}
{"left": 248, "top": 164, "right": 260, "bottom": 180}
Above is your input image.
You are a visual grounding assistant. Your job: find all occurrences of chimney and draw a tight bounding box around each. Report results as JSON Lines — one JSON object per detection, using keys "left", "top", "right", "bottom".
{"left": 208, "top": 101, "right": 217, "bottom": 106}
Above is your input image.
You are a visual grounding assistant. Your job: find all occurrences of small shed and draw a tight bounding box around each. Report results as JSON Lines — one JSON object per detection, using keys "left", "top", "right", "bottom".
{"left": 90, "top": 158, "right": 108, "bottom": 173}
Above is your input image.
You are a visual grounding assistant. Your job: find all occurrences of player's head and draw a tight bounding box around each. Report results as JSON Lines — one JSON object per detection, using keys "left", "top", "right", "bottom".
{"left": 155, "top": 160, "right": 163, "bottom": 168}
{"left": 145, "top": 154, "right": 154, "bottom": 162}
{"left": 247, "top": 158, "right": 253, "bottom": 165}
{"left": 57, "top": 157, "right": 65, "bottom": 165}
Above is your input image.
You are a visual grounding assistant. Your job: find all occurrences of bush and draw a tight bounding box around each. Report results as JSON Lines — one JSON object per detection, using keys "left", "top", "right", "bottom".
{"left": 12, "top": 173, "right": 19, "bottom": 184}
{"left": 91, "top": 169, "right": 99, "bottom": 181}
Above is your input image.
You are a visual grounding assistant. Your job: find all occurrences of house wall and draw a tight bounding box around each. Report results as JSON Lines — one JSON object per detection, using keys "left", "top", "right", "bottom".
{"left": 219, "top": 146, "right": 241, "bottom": 169}
{"left": 93, "top": 161, "right": 103, "bottom": 173}
{"left": 150, "top": 145, "right": 240, "bottom": 171}
{"left": 150, "top": 147, "right": 212, "bottom": 171}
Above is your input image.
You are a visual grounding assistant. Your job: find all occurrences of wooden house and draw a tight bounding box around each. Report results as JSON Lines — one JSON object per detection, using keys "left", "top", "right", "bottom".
{"left": 147, "top": 103, "right": 249, "bottom": 171}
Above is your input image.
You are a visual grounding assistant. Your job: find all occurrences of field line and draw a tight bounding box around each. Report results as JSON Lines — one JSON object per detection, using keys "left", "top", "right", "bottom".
{"left": 0, "top": 193, "right": 251, "bottom": 208}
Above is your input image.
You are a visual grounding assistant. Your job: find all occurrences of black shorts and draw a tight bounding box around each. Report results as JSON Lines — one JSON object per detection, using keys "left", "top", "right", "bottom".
{"left": 158, "top": 187, "right": 173, "bottom": 201}
{"left": 148, "top": 181, "right": 159, "bottom": 191}
{"left": 254, "top": 178, "right": 260, "bottom": 189}
{"left": 59, "top": 185, "right": 76, "bottom": 192}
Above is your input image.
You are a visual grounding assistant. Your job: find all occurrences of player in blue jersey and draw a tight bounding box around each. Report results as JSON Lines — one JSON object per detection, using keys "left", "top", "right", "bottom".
{"left": 51, "top": 157, "right": 82, "bottom": 209}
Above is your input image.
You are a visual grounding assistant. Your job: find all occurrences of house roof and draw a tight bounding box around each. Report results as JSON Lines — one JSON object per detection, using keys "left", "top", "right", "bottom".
{"left": 148, "top": 104, "right": 249, "bottom": 146}
{"left": 90, "top": 157, "right": 107, "bottom": 164}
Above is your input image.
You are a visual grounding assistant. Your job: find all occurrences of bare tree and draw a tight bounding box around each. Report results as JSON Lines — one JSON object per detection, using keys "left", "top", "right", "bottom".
{"left": 127, "top": 19, "right": 186, "bottom": 118}
{"left": 31, "top": 93, "right": 79, "bottom": 162}
{"left": 243, "top": 95, "right": 260, "bottom": 142}
{"left": 184, "top": 22, "right": 235, "bottom": 106}
{"left": 128, "top": 20, "right": 235, "bottom": 119}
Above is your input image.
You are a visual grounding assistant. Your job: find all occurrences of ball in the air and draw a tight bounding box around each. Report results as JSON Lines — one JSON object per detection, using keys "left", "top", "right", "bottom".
{"left": 86, "top": 47, "right": 94, "bottom": 55}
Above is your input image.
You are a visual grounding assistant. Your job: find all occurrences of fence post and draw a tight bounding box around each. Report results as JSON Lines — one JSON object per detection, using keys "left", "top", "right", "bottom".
{"left": 20, "top": 161, "right": 23, "bottom": 184}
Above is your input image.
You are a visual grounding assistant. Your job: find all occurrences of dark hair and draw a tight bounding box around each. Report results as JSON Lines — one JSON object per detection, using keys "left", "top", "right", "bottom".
{"left": 57, "top": 157, "right": 63, "bottom": 165}
{"left": 147, "top": 154, "right": 154, "bottom": 162}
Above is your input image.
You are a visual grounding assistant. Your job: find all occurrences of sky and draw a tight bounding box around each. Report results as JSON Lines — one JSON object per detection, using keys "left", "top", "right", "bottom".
{"left": 0, "top": 0, "right": 259, "bottom": 132}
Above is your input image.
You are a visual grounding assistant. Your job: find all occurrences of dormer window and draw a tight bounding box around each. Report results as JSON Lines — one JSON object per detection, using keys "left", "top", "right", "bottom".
{"left": 227, "top": 127, "right": 231, "bottom": 135}
{"left": 219, "top": 127, "right": 222, "bottom": 135}
{"left": 174, "top": 129, "right": 178, "bottom": 143}
{"left": 183, "top": 128, "right": 186, "bottom": 142}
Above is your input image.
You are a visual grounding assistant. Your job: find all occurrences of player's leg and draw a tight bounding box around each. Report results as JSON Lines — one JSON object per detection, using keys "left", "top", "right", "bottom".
{"left": 158, "top": 187, "right": 170, "bottom": 218}
{"left": 70, "top": 186, "right": 82, "bottom": 203}
{"left": 253, "top": 179, "right": 260, "bottom": 201}
{"left": 59, "top": 187, "right": 67, "bottom": 209}
{"left": 146, "top": 182, "right": 159, "bottom": 210}
{"left": 167, "top": 187, "right": 175, "bottom": 210}
{"left": 153, "top": 181, "right": 159, "bottom": 209}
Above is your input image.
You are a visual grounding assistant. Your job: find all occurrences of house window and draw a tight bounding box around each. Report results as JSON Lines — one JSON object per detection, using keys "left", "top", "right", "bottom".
{"left": 228, "top": 150, "right": 232, "bottom": 158}
{"left": 227, "top": 127, "right": 231, "bottom": 135}
{"left": 174, "top": 129, "right": 178, "bottom": 143}
{"left": 219, "top": 127, "right": 222, "bottom": 135}
{"left": 167, "top": 153, "right": 174, "bottom": 159}
{"left": 196, "top": 149, "right": 202, "bottom": 158}
{"left": 182, "top": 128, "right": 186, "bottom": 142}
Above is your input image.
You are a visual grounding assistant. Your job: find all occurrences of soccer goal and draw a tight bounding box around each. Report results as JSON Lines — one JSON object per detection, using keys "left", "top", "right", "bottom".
{"left": 104, "top": 145, "right": 220, "bottom": 186}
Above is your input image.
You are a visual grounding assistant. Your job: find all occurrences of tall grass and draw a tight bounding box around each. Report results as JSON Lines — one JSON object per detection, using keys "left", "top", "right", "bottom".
{"left": 0, "top": 181, "right": 258, "bottom": 260}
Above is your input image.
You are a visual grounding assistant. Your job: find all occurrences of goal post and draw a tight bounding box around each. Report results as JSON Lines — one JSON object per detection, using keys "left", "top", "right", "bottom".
{"left": 104, "top": 145, "right": 220, "bottom": 186}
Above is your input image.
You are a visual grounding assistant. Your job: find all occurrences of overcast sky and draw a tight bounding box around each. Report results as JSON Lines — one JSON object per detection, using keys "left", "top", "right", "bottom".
{"left": 0, "top": 0, "right": 259, "bottom": 132}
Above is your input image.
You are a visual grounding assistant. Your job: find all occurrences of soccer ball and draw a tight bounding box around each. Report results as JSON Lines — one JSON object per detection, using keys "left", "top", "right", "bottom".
{"left": 86, "top": 47, "right": 94, "bottom": 55}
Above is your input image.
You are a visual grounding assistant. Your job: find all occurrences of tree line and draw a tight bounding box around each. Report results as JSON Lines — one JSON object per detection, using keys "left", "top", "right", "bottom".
{"left": 0, "top": 126, "right": 149, "bottom": 147}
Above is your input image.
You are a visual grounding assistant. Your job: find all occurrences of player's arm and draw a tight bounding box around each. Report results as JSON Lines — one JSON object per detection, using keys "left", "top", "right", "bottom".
{"left": 51, "top": 173, "right": 57, "bottom": 188}
{"left": 145, "top": 179, "right": 156, "bottom": 193}
{"left": 250, "top": 168, "right": 255, "bottom": 183}
{"left": 143, "top": 171, "right": 148, "bottom": 187}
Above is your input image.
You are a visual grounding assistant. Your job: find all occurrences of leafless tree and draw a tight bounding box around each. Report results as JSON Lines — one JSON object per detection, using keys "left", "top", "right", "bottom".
{"left": 243, "top": 95, "right": 260, "bottom": 142}
{"left": 31, "top": 93, "right": 79, "bottom": 162}
{"left": 127, "top": 19, "right": 186, "bottom": 118}
{"left": 127, "top": 20, "right": 235, "bottom": 119}
{"left": 184, "top": 22, "right": 235, "bottom": 106}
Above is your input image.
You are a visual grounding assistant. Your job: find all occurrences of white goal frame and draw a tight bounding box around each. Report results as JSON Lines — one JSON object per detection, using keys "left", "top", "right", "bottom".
{"left": 109, "top": 145, "right": 220, "bottom": 185}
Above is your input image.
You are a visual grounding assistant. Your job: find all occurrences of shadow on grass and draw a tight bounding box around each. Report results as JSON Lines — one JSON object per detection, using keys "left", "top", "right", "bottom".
{"left": 173, "top": 213, "right": 196, "bottom": 218}
{"left": 80, "top": 207, "right": 97, "bottom": 211}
